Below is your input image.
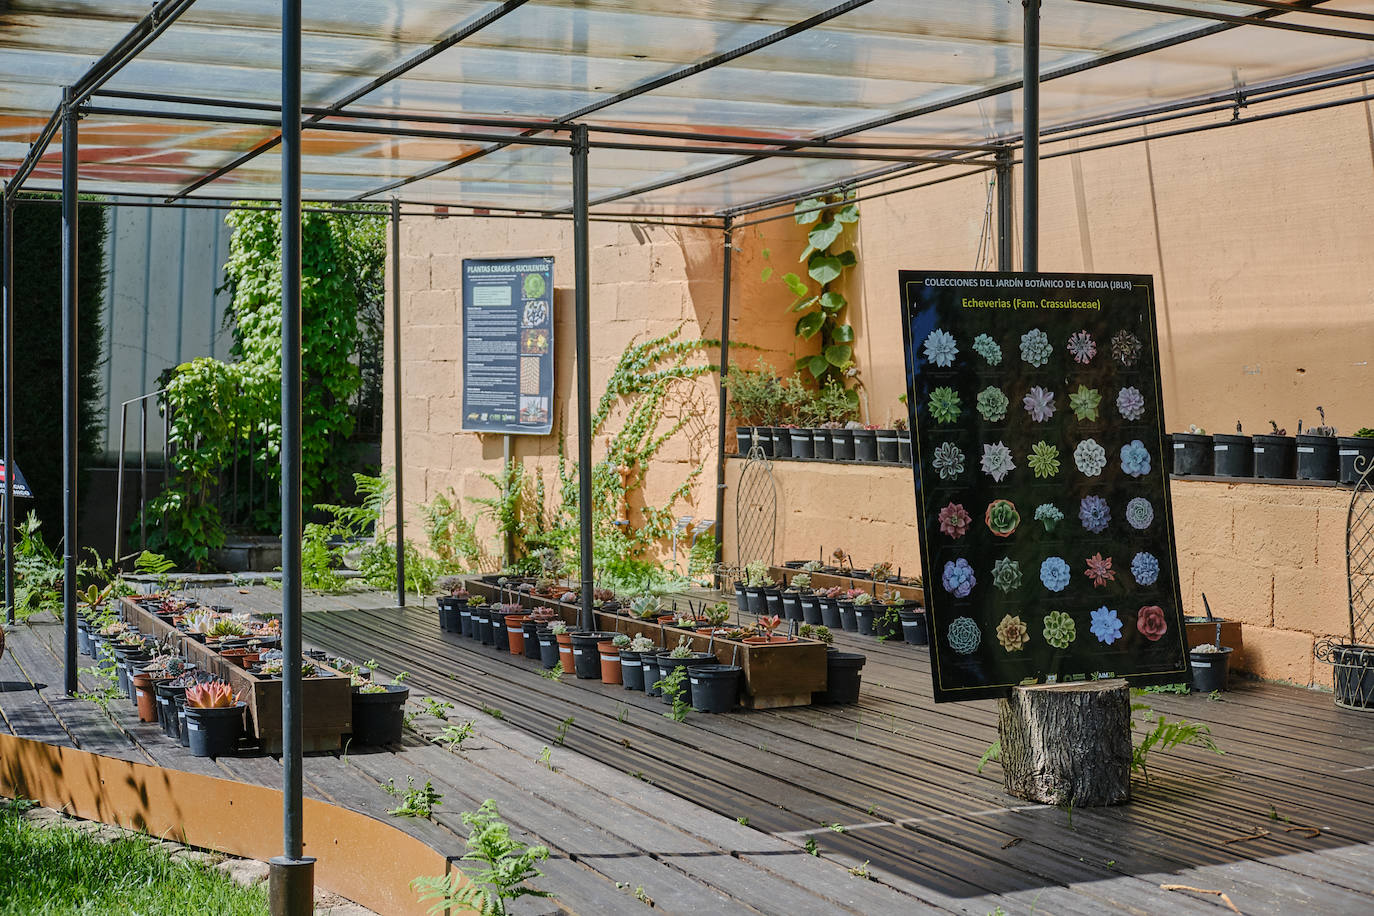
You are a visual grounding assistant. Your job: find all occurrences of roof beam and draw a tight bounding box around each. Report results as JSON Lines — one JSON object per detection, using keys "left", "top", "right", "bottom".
{"left": 1069, "top": 0, "right": 1374, "bottom": 41}
{"left": 164, "top": 0, "right": 532, "bottom": 201}
{"left": 348, "top": 0, "right": 880, "bottom": 202}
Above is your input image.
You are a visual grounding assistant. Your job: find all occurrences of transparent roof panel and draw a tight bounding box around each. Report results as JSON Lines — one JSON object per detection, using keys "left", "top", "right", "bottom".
{"left": 1, "top": 0, "right": 1372, "bottom": 213}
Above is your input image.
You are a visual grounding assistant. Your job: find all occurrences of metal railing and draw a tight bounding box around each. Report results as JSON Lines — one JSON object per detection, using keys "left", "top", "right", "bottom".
{"left": 113, "top": 389, "right": 168, "bottom": 563}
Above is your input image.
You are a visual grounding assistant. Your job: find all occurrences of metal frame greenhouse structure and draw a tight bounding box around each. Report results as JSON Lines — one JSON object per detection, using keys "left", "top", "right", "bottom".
{"left": 3, "top": 0, "right": 1374, "bottom": 902}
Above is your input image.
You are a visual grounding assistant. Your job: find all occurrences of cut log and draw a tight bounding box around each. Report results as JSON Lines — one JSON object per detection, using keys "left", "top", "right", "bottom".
{"left": 997, "top": 679, "right": 1131, "bottom": 806}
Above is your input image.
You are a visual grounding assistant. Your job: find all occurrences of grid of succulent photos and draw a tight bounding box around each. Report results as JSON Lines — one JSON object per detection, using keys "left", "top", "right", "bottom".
{"left": 899, "top": 271, "right": 1189, "bottom": 702}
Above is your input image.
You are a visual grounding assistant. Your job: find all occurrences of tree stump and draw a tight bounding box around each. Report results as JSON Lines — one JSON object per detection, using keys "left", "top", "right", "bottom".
{"left": 997, "top": 679, "right": 1131, "bottom": 806}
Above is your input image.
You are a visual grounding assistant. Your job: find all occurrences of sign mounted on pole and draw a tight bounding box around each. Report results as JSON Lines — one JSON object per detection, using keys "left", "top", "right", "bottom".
{"left": 900, "top": 271, "right": 1188, "bottom": 702}
{"left": 0, "top": 460, "right": 31, "bottom": 499}
{"left": 461, "top": 257, "right": 555, "bottom": 435}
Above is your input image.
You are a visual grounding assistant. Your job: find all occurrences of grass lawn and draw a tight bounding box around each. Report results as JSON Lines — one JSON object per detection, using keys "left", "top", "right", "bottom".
{"left": 0, "top": 799, "right": 269, "bottom": 916}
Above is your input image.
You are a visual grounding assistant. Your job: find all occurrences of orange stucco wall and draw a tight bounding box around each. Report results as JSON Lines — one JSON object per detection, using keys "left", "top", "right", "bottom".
{"left": 388, "top": 88, "right": 1374, "bottom": 684}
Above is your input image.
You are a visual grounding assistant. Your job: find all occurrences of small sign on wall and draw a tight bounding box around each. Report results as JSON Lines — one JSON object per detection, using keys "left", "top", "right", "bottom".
{"left": 900, "top": 271, "right": 1189, "bottom": 702}
{"left": 461, "top": 257, "right": 555, "bottom": 435}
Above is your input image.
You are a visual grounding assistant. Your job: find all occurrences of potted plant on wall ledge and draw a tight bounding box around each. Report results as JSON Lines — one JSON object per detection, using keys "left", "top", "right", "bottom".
{"left": 1254, "top": 419, "right": 1297, "bottom": 479}
{"left": 1213, "top": 420, "right": 1253, "bottom": 478}
{"left": 1171, "top": 424, "right": 1213, "bottom": 476}
{"left": 1296, "top": 406, "right": 1339, "bottom": 481}
{"left": 1339, "top": 427, "right": 1374, "bottom": 485}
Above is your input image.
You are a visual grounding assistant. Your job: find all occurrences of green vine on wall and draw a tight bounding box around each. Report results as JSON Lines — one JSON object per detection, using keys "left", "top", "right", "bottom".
{"left": 762, "top": 194, "right": 860, "bottom": 394}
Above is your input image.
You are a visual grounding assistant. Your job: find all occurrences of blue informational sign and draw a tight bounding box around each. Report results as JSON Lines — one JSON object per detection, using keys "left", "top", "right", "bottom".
{"left": 0, "top": 461, "right": 32, "bottom": 499}
{"left": 461, "top": 257, "right": 555, "bottom": 435}
{"left": 900, "top": 271, "right": 1188, "bottom": 702}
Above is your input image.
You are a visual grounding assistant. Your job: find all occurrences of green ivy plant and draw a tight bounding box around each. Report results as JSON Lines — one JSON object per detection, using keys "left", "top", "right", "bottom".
{"left": 763, "top": 194, "right": 860, "bottom": 392}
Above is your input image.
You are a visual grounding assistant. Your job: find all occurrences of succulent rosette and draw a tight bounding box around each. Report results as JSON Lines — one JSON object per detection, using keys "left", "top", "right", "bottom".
{"left": 1020, "top": 328, "right": 1052, "bottom": 367}
{"left": 1091, "top": 607, "right": 1123, "bottom": 645}
{"left": 972, "top": 333, "right": 1002, "bottom": 366}
{"left": 996, "top": 614, "right": 1029, "bottom": 652}
{"left": 1034, "top": 503, "right": 1064, "bottom": 531}
{"left": 992, "top": 557, "right": 1022, "bottom": 593}
{"left": 985, "top": 499, "right": 1020, "bottom": 537}
{"left": 1112, "top": 330, "right": 1142, "bottom": 367}
{"left": 932, "top": 441, "right": 965, "bottom": 480}
{"left": 1079, "top": 495, "right": 1111, "bottom": 534}
{"left": 1126, "top": 497, "right": 1154, "bottom": 530}
{"left": 1116, "top": 386, "right": 1146, "bottom": 421}
{"left": 942, "top": 558, "right": 977, "bottom": 598}
{"left": 1023, "top": 386, "right": 1056, "bottom": 422}
{"left": 1131, "top": 552, "right": 1160, "bottom": 586}
{"left": 1120, "top": 439, "right": 1152, "bottom": 477}
{"left": 981, "top": 441, "right": 1016, "bottom": 482}
{"left": 976, "top": 386, "right": 1009, "bottom": 423}
{"left": 1136, "top": 605, "right": 1168, "bottom": 641}
{"left": 1028, "top": 441, "right": 1060, "bottom": 478}
{"left": 1042, "top": 611, "right": 1076, "bottom": 649}
{"left": 1074, "top": 438, "right": 1107, "bottom": 477}
{"left": 923, "top": 328, "right": 958, "bottom": 367}
{"left": 1084, "top": 552, "right": 1115, "bottom": 587}
{"left": 1040, "top": 557, "right": 1071, "bottom": 593}
{"left": 947, "top": 617, "right": 982, "bottom": 654}
{"left": 1069, "top": 384, "right": 1102, "bottom": 422}
{"left": 1066, "top": 330, "right": 1096, "bottom": 364}
{"left": 938, "top": 502, "right": 972, "bottom": 539}
{"left": 927, "top": 386, "right": 961, "bottom": 424}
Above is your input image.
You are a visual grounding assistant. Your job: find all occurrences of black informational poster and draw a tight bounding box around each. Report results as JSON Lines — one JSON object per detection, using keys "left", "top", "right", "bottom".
{"left": 0, "top": 461, "right": 32, "bottom": 499}
{"left": 461, "top": 257, "right": 555, "bottom": 435}
{"left": 900, "top": 271, "right": 1189, "bottom": 702}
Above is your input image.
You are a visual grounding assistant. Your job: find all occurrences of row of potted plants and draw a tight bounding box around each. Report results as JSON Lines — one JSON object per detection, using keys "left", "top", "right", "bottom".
{"left": 1171, "top": 412, "right": 1374, "bottom": 484}
{"left": 734, "top": 561, "right": 929, "bottom": 647}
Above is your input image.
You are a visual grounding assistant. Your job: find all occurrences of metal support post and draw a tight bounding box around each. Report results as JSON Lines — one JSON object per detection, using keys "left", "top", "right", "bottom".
{"left": 271, "top": 1, "right": 315, "bottom": 912}
{"left": 712, "top": 216, "right": 734, "bottom": 578}
{"left": 390, "top": 197, "right": 406, "bottom": 607}
{"left": 995, "top": 147, "right": 1015, "bottom": 272}
{"left": 571, "top": 124, "right": 594, "bottom": 631}
{"left": 1023, "top": 0, "right": 1041, "bottom": 272}
{"left": 502, "top": 435, "right": 514, "bottom": 568}
{"left": 60, "top": 90, "right": 79, "bottom": 694}
{"left": 3, "top": 194, "right": 13, "bottom": 626}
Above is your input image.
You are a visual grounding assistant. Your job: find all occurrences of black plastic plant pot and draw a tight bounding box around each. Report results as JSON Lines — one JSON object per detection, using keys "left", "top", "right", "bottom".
{"left": 753, "top": 427, "right": 774, "bottom": 458}
{"left": 155, "top": 681, "right": 188, "bottom": 739}
{"left": 899, "top": 609, "right": 929, "bottom": 646}
{"left": 780, "top": 592, "right": 803, "bottom": 622}
{"left": 570, "top": 632, "right": 613, "bottom": 679}
{"left": 771, "top": 427, "right": 793, "bottom": 459}
{"left": 537, "top": 630, "right": 560, "bottom": 669}
{"left": 816, "top": 652, "right": 866, "bottom": 705}
{"left": 184, "top": 702, "right": 245, "bottom": 758}
{"left": 459, "top": 604, "right": 475, "bottom": 638}
{"left": 763, "top": 588, "right": 783, "bottom": 617}
{"left": 490, "top": 610, "right": 515, "bottom": 651}
{"left": 736, "top": 426, "right": 754, "bottom": 455}
{"left": 853, "top": 603, "right": 876, "bottom": 636}
{"left": 76, "top": 622, "right": 93, "bottom": 657}
{"left": 620, "top": 650, "right": 646, "bottom": 691}
{"left": 813, "top": 430, "right": 834, "bottom": 460}
{"left": 436, "top": 597, "right": 462, "bottom": 633}
{"left": 874, "top": 610, "right": 903, "bottom": 641}
{"left": 837, "top": 600, "right": 858, "bottom": 632}
{"left": 1333, "top": 646, "right": 1374, "bottom": 709}
{"left": 658, "top": 654, "right": 716, "bottom": 706}
{"left": 852, "top": 428, "right": 878, "bottom": 462}
{"left": 689, "top": 665, "right": 741, "bottom": 714}
{"left": 1170, "top": 432, "right": 1213, "bottom": 476}
{"left": 1253, "top": 434, "right": 1297, "bottom": 479}
{"left": 876, "top": 430, "right": 899, "bottom": 463}
{"left": 819, "top": 597, "right": 842, "bottom": 629}
{"left": 351, "top": 685, "right": 410, "bottom": 746}
{"left": 522, "top": 619, "right": 542, "bottom": 660}
{"left": 897, "top": 430, "right": 912, "bottom": 465}
{"left": 831, "top": 429, "right": 855, "bottom": 461}
{"left": 742, "top": 586, "right": 766, "bottom": 615}
{"left": 1338, "top": 437, "right": 1374, "bottom": 485}
{"left": 646, "top": 652, "right": 669, "bottom": 697}
{"left": 478, "top": 609, "right": 495, "bottom": 646}
{"left": 790, "top": 429, "right": 814, "bottom": 460}
{"left": 1212, "top": 433, "right": 1254, "bottom": 478}
{"left": 1189, "top": 648, "right": 1232, "bottom": 693}
{"left": 800, "top": 594, "right": 823, "bottom": 625}
{"left": 177, "top": 705, "right": 190, "bottom": 747}
{"left": 1296, "top": 434, "right": 1339, "bottom": 481}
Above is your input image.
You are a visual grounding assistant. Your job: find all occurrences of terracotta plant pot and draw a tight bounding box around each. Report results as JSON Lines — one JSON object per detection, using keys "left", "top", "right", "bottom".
{"left": 556, "top": 632, "right": 576, "bottom": 671}
{"left": 131, "top": 671, "right": 160, "bottom": 723}
{"left": 506, "top": 615, "right": 530, "bottom": 655}
{"left": 220, "top": 648, "right": 260, "bottom": 668}
{"left": 597, "top": 641, "right": 622, "bottom": 685}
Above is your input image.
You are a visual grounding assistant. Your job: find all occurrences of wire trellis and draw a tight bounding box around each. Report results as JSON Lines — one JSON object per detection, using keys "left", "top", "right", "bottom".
{"left": 734, "top": 444, "right": 776, "bottom": 573}
{"left": 1315, "top": 454, "right": 1374, "bottom": 710}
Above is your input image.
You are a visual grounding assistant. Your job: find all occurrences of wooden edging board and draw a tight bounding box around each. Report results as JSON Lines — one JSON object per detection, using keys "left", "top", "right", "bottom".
{"left": 119, "top": 598, "right": 352, "bottom": 753}
{"left": 0, "top": 732, "right": 461, "bottom": 916}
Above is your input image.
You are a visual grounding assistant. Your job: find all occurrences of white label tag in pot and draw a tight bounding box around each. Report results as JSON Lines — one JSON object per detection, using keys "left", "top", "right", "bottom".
{"left": 1341, "top": 449, "right": 1358, "bottom": 456}
{"left": 573, "top": 649, "right": 582, "bottom": 656}
{"left": 623, "top": 660, "right": 639, "bottom": 668}
{"left": 187, "top": 722, "right": 200, "bottom": 731}
{"left": 1298, "top": 447, "right": 1315, "bottom": 454}
{"left": 1214, "top": 445, "right": 1228, "bottom": 452}
{"left": 136, "top": 690, "right": 145, "bottom": 699}
{"left": 1254, "top": 447, "right": 1265, "bottom": 454}
{"left": 1192, "top": 662, "right": 1212, "bottom": 669}
{"left": 1173, "top": 442, "right": 1185, "bottom": 449}
{"left": 690, "top": 678, "right": 700, "bottom": 686}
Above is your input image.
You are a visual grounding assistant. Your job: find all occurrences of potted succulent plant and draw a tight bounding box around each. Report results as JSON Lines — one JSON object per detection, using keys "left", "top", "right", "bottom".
{"left": 817, "top": 585, "right": 844, "bottom": 629}
{"left": 1171, "top": 424, "right": 1213, "bottom": 476}
{"left": 620, "top": 634, "right": 656, "bottom": 692}
{"left": 1254, "top": 419, "right": 1297, "bottom": 479}
{"left": 1296, "top": 406, "right": 1339, "bottom": 481}
{"left": 688, "top": 663, "right": 742, "bottom": 714}
{"left": 852, "top": 423, "right": 880, "bottom": 462}
{"left": 745, "top": 614, "right": 793, "bottom": 645}
{"left": 461, "top": 596, "right": 484, "bottom": 638}
{"left": 781, "top": 572, "right": 809, "bottom": 622}
{"left": 851, "top": 592, "right": 877, "bottom": 636}
{"left": 183, "top": 680, "right": 245, "bottom": 758}
{"left": 1339, "top": 428, "right": 1374, "bottom": 485}
{"left": 654, "top": 637, "right": 717, "bottom": 706}
{"left": 351, "top": 674, "right": 410, "bottom": 746}
{"left": 598, "top": 633, "right": 631, "bottom": 685}
{"left": 536, "top": 623, "right": 561, "bottom": 669}
{"left": 1212, "top": 420, "right": 1253, "bottom": 478}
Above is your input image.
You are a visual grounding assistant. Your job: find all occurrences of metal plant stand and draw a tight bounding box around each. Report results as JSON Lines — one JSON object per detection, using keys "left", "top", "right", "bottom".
{"left": 1315, "top": 455, "right": 1374, "bottom": 710}
{"left": 734, "top": 445, "right": 777, "bottom": 573}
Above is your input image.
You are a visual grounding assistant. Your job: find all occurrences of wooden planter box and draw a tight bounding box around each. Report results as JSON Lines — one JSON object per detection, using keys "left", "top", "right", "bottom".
{"left": 464, "top": 580, "right": 828, "bottom": 708}
{"left": 120, "top": 598, "right": 352, "bottom": 754}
